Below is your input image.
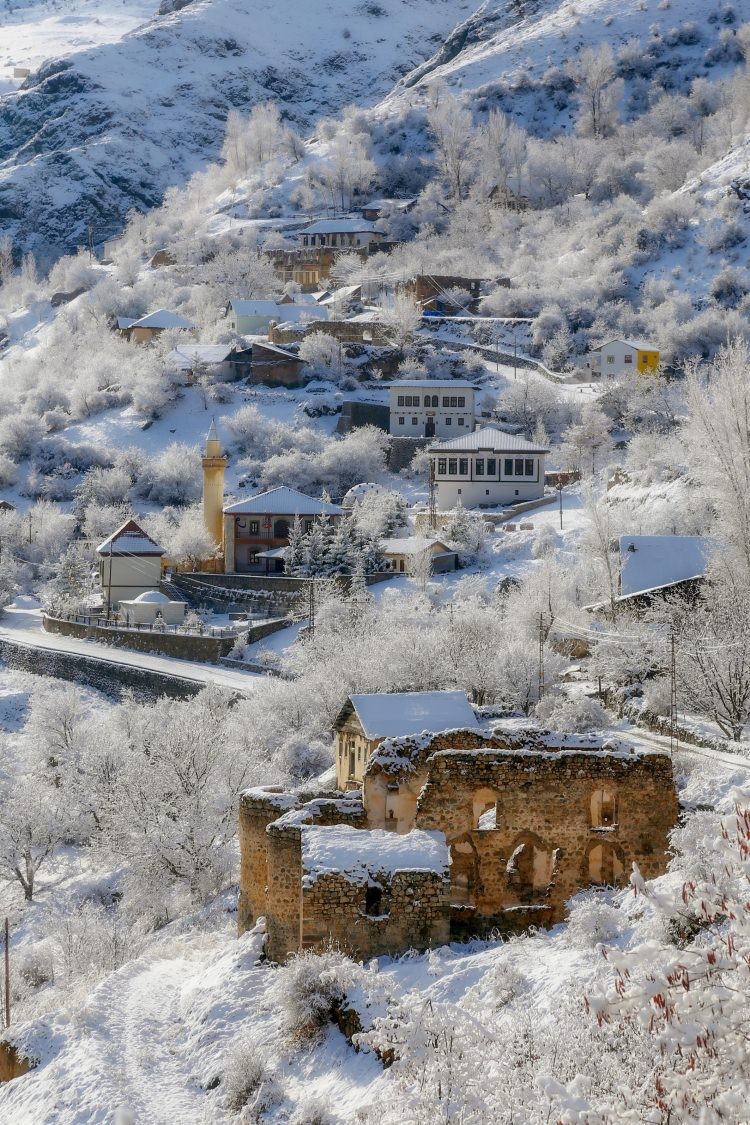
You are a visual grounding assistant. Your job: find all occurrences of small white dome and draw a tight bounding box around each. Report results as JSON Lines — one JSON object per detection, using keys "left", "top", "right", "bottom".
{"left": 132, "top": 590, "right": 171, "bottom": 604}
{"left": 341, "top": 482, "right": 387, "bottom": 509}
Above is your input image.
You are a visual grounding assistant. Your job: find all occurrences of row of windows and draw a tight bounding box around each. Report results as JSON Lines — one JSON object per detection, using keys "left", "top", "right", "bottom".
{"left": 397, "top": 416, "right": 466, "bottom": 426}
{"left": 396, "top": 394, "right": 467, "bottom": 408}
{"left": 436, "top": 456, "right": 536, "bottom": 478}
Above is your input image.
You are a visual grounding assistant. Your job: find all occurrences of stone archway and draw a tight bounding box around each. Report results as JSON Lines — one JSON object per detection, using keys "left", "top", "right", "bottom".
{"left": 449, "top": 834, "right": 480, "bottom": 906}
{"left": 587, "top": 840, "right": 625, "bottom": 886}
{"left": 506, "top": 832, "right": 556, "bottom": 903}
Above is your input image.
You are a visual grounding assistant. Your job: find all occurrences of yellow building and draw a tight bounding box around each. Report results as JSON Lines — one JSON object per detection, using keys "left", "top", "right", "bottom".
{"left": 586, "top": 339, "right": 660, "bottom": 378}
{"left": 202, "top": 420, "right": 227, "bottom": 552}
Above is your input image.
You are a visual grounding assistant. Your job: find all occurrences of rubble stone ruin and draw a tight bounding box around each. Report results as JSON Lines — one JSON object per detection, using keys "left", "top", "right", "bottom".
{"left": 238, "top": 707, "right": 678, "bottom": 962}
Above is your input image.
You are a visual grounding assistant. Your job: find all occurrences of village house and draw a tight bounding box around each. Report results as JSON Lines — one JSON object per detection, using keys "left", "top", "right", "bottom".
{"left": 167, "top": 344, "right": 253, "bottom": 382}
{"left": 222, "top": 486, "right": 344, "bottom": 574}
{"left": 389, "top": 379, "right": 477, "bottom": 439}
{"left": 238, "top": 699, "right": 679, "bottom": 961}
{"left": 428, "top": 426, "right": 549, "bottom": 509}
{"left": 226, "top": 299, "right": 324, "bottom": 335}
{"left": 400, "top": 275, "right": 484, "bottom": 315}
{"left": 298, "top": 218, "right": 385, "bottom": 250}
{"left": 96, "top": 519, "right": 165, "bottom": 611}
{"left": 585, "top": 339, "right": 660, "bottom": 378}
{"left": 333, "top": 691, "right": 480, "bottom": 790}
{"left": 249, "top": 341, "right": 309, "bottom": 388}
{"left": 360, "top": 198, "right": 416, "bottom": 222}
{"left": 381, "top": 537, "right": 457, "bottom": 575}
{"left": 122, "top": 309, "right": 197, "bottom": 344}
{"left": 584, "top": 533, "right": 710, "bottom": 616}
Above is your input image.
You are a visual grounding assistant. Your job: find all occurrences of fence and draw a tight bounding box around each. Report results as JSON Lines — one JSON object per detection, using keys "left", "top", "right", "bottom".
{"left": 49, "top": 611, "right": 242, "bottom": 640}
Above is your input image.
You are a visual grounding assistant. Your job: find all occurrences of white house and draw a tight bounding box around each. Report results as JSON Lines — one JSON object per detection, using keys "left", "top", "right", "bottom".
{"left": 428, "top": 427, "right": 548, "bottom": 509}
{"left": 585, "top": 339, "right": 660, "bottom": 378}
{"left": 96, "top": 519, "right": 165, "bottom": 610}
{"left": 389, "top": 380, "right": 476, "bottom": 439}
{"left": 298, "top": 219, "right": 385, "bottom": 249}
{"left": 227, "top": 300, "right": 324, "bottom": 335}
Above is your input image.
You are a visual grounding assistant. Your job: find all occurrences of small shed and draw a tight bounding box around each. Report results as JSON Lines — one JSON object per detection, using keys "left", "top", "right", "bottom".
{"left": 250, "top": 341, "right": 308, "bottom": 388}
{"left": 119, "top": 590, "right": 186, "bottom": 626}
{"left": 381, "top": 537, "right": 457, "bottom": 574}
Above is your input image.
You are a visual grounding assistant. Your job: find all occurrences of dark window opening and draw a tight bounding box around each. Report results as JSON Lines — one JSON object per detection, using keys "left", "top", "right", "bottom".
{"left": 504, "top": 458, "right": 513, "bottom": 476}
{"left": 364, "top": 885, "right": 383, "bottom": 916}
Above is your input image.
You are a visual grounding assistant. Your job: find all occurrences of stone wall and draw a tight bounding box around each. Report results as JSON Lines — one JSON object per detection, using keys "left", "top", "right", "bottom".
{"left": 265, "top": 824, "right": 304, "bottom": 963}
{"left": 415, "top": 748, "right": 677, "bottom": 930}
{"left": 0, "top": 637, "right": 204, "bottom": 702}
{"left": 301, "top": 869, "right": 450, "bottom": 960}
{"left": 43, "top": 615, "right": 236, "bottom": 663}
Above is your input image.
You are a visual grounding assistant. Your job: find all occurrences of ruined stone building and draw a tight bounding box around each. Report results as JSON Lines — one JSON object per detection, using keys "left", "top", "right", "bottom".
{"left": 239, "top": 693, "right": 678, "bottom": 962}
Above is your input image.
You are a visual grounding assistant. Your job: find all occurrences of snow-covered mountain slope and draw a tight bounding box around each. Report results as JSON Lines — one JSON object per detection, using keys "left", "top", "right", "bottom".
{"left": 0, "top": 0, "right": 473, "bottom": 258}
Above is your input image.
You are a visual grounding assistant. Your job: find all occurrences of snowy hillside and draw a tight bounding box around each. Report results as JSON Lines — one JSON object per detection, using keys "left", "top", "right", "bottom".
{"left": 0, "top": 0, "right": 473, "bottom": 258}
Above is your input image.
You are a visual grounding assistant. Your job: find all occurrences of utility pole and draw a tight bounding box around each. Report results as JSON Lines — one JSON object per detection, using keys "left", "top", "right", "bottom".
{"left": 538, "top": 612, "right": 545, "bottom": 701}
{"left": 558, "top": 479, "right": 564, "bottom": 530}
{"left": 428, "top": 458, "right": 437, "bottom": 531}
{"left": 513, "top": 328, "right": 518, "bottom": 382}
{"left": 87, "top": 223, "right": 94, "bottom": 262}
{"left": 308, "top": 579, "right": 315, "bottom": 639}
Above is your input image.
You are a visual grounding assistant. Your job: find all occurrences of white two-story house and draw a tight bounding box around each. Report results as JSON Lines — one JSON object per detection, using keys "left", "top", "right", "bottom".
{"left": 389, "top": 380, "right": 476, "bottom": 439}
{"left": 428, "top": 427, "right": 548, "bottom": 509}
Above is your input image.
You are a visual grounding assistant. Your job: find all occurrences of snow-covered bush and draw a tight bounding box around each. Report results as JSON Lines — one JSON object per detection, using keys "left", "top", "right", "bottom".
{"left": 272, "top": 950, "right": 361, "bottom": 1042}
{"left": 535, "top": 691, "right": 607, "bottom": 732}
{"left": 222, "top": 1040, "right": 274, "bottom": 1115}
{"left": 133, "top": 443, "right": 201, "bottom": 506}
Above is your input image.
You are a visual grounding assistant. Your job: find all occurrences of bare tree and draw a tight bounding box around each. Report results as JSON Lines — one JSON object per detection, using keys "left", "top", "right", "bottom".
{"left": 567, "top": 44, "right": 620, "bottom": 139}
{"left": 427, "top": 91, "right": 475, "bottom": 201}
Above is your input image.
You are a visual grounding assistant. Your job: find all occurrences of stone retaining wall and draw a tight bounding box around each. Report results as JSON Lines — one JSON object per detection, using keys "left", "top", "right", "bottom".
{"left": 43, "top": 615, "right": 236, "bottom": 663}
{"left": 0, "top": 637, "right": 204, "bottom": 702}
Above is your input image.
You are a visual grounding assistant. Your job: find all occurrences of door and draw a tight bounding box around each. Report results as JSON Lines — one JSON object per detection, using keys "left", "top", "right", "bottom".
{"left": 425, "top": 418, "right": 436, "bottom": 438}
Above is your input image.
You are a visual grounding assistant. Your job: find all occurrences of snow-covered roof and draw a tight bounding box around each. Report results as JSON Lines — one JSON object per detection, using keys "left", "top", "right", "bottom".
{"left": 390, "top": 380, "right": 476, "bottom": 390}
{"left": 223, "top": 486, "right": 344, "bottom": 517}
{"left": 253, "top": 341, "right": 306, "bottom": 361}
{"left": 130, "top": 590, "right": 171, "bottom": 604}
{"left": 229, "top": 299, "right": 280, "bottom": 317}
{"left": 129, "top": 309, "right": 196, "bottom": 330}
{"left": 429, "top": 427, "right": 549, "bottom": 453}
{"left": 275, "top": 304, "right": 327, "bottom": 324}
{"left": 255, "top": 546, "right": 288, "bottom": 559}
{"left": 168, "top": 344, "right": 234, "bottom": 368}
{"left": 300, "top": 219, "right": 382, "bottom": 235}
{"left": 594, "top": 338, "right": 658, "bottom": 353}
{"left": 619, "top": 535, "right": 710, "bottom": 597}
{"left": 347, "top": 691, "right": 479, "bottom": 740}
{"left": 362, "top": 197, "right": 416, "bottom": 211}
{"left": 96, "top": 519, "right": 165, "bottom": 557}
{"left": 320, "top": 284, "right": 361, "bottom": 304}
{"left": 116, "top": 316, "right": 136, "bottom": 330}
{"left": 301, "top": 825, "right": 449, "bottom": 886}
{"left": 341, "top": 482, "right": 387, "bottom": 508}
{"left": 381, "top": 537, "right": 452, "bottom": 555}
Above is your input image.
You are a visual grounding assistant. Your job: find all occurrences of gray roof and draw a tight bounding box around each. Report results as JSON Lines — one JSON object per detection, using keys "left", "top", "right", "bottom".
{"left": 300, "top": 218, "right": 382, "bottom": 235}
{"left": 429, "top": 426, "right": 549, "bottom": 454}
{"left": 224, "top": 486, "right": 344, "bottom": 517}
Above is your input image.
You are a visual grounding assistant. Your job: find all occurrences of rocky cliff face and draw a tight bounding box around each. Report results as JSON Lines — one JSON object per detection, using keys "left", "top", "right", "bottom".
{"left": 0, "top": 0, "right": 473, "bottom": 258}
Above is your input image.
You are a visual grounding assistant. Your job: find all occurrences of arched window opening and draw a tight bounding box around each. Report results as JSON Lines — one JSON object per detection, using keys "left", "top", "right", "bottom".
{"left": 450, "top": 838, "right": 479, "bottom": 906}
{"left": 591, "top": 787, "right": 617, "bottom": 828}
{"left": 507, "top": 838, "right": 554, "bottom": 901}
{"left": 588, "top": 843, "right": 624, "bottom": 886}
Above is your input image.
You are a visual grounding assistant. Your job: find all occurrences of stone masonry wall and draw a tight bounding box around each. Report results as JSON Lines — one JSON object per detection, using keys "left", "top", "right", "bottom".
{"left": 265, "top": 825, "right": 303, "bottom": 963}
{"left": 415, "top": 749, "right": 677, "bottom": 930}
{"left": 301, "top": 870, "right": 450, "bottom": 960}
{"left": 43, "top": 615, "right": 235, "bottom": 662}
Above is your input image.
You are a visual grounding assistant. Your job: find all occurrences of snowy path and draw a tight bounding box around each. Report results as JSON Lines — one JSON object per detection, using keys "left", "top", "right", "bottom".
{"left": 624, "top": 724, "right": 750, "bottom": 773}
{"left": 0, "top": 603, "right": 259, "bottom": 696}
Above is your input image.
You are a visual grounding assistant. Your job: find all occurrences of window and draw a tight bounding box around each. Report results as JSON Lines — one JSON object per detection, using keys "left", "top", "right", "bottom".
{"left": 591, "top": 788, "right": 617, "bottom": 828}
{"left": 398, "top": 416, "right": 404, "bottom": 425}
{"left": 273, "top": 519, "right": 290, "bottom": 538}
{"left": 442, "top": 396, "right": 450, "bottom": 407}
{"left": 504, "top": 458, "right": 513, "bottom": 476}
{"left": 448, "top": 458, "right": 458, "bottom": 474}
{"left": 432, "top": 395, "right": 439, "bottom": 407}
{"left": 364, "top": 885, "right": 385, "bottom": 917}
{"left": 411, "top": 417, "right": 418, "bottom": 425}
{"left": 450, "top": 396, "right": 458, "bottom": 408}
{"left": 458, "top": 418, "right": 465, "bottom": 426}
{"left": 459, "top": 458, "right": 469, "bottom": 475}
{"left": 457, "top": 396, "right": 465, "bottom": 407}
{"left": 607, "top": 355, "right": 615, "bottom": 364}
{"left": 437, "top": 458, "right": 447, "bottom": 474}
{"left": 397, "top": 395, "right": 404, "bottom": 406}
{"left": 624, "top": 354, "right": 633, "bottom": 364}
{"left": 424, "top": 395, "right": 431, "bottom": 406}
{"left": 514, "top": 458, "right": 524, "bottom": 475}
{"left": 525, "top": 459, "right": 534, "bottom": 476}
{"left": 446, "top": 417, "right": 452, "bottom": 425}
{"left": 476, "top": 458, "right": 485, "bottom": 475}
{"left": 487, "top": 458, "right": 496, "bottom": 475}
{"left": 248, "top": 520, "right": 259, "bottom": 534}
